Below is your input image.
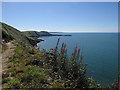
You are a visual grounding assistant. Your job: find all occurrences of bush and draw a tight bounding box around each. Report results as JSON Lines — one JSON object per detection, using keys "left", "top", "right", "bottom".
{"left": 44, "top": 38, "right": 90, "bottom": 88}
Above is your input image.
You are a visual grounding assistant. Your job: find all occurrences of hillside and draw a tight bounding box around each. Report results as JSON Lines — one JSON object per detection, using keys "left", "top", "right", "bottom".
{"left": 23, "top": 31, "right": 52, "bottom": 38}
{"left": 1, "top": 22, "right": 42, "bottom": 46}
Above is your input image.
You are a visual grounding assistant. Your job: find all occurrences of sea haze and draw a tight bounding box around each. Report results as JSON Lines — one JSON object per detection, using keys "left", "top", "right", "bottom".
{"left": 37, "top": 33, "right": 118, "bottom": 86}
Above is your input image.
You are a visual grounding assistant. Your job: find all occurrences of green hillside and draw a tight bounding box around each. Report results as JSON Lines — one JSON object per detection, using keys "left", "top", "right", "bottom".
{"left": 1, "top": 22, "right": 42, "bottom": 46}
{"left": 23, "top": 31, "right": 52, "bottom": 38}
{"left": 23, "top": 31, "right": 71, "bottom": 38}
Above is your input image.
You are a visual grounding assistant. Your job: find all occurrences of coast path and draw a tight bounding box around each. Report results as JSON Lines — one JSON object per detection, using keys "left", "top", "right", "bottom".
{"left": 0, "top": 41, "right": 15, "bottom": 89}
{"left": 2, "top": 42, "right": 15, "bottom": 73}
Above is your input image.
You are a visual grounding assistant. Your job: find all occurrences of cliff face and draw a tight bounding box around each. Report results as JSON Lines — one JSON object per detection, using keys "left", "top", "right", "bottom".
{"left": 1, "top": 22, "right": 41, "bottom": 46}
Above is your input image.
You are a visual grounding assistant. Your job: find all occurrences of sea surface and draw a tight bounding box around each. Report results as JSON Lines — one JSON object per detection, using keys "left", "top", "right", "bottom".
{"left": 37, "top": 33, "right": 118, "bottom": 86}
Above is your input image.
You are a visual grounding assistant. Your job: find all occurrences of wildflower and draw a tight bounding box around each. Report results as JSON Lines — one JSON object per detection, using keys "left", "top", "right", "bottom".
{"left": 64, "top": 48, "right": 68, "bottom": 51}
{"left": 77, "top": 47, "right": 81, "bottom": 55}
{"left": 82, "top": 53, "right": 84, "bottom": 57}
{"left": 80, "top": 63, "right": 84, "bottom": 65}
{"left": 77, "top": 48, "right": 81, "bottom": 51}
{"left": 62, "top": 42, "right": 65, "bottom": 46}
{"left": 64, "top": 43, "right": 67, "bottom": 48}
{"left": 80, "top": 53, "right": 84, "bottom": 61}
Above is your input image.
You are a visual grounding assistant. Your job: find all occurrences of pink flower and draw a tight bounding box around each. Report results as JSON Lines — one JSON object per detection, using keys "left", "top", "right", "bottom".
{"left": 62, "top": 42, "right": 65, "bottom": 46}
{"left": 77, "top": 48, "right": 81, "bottom": 55}
{"left": 82, "top": 53, "right": 84, "bottom": 57}
{"left": 77, "top": 48, "right": 81, "bottom": 51}
{"left": 62, "top": 48, "right": 67, "bottom": 51}
{"left": 64, "top": 48, "right": 68, "bottom": 51}
{"left": 80, "top": 63, "right": 84, "bottom": 65}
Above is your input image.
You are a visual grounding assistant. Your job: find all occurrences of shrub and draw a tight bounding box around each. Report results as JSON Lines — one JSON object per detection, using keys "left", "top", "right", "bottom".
{"left": 3, "top": 77, "right": 21, "bottom": 88}
{"left": 44, "top": 38, "right": 89, "bottom": 88}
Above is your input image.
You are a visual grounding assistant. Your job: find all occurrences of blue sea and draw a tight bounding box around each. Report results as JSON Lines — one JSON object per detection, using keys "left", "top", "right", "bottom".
{"left": 37, "top": 33, "right": 118, "bottom": 86}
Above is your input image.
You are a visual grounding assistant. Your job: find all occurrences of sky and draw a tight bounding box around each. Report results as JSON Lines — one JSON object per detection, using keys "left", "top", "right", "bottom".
{"left": 2, "top": 2, "right": 118, "bottom": 32}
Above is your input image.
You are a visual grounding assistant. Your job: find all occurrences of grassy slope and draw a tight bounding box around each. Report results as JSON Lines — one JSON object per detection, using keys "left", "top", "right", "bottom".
{"left": 2, "top": 41, "right": 51, "bottom": 88}
{"left": 2, "top": 23, "right": 31, "bottom": 45}
{"left": 1, "top": 22, "right": 42, "bottom": 46}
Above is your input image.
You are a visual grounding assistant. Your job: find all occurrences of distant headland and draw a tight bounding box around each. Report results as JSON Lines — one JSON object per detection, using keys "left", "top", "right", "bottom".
{"left": 23, "top": 31, "right": 72, "bottom": 38}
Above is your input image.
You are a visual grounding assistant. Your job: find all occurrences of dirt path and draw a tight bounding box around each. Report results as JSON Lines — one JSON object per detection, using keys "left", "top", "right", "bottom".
{"left": 2, "top": 42, "right": 15, "bottom": 73}
{"left": 0, "top": 42, "right": 15, "bottom": 89}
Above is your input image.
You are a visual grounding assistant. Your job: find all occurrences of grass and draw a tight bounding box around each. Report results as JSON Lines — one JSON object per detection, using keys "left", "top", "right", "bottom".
{"left": 23, "top": 31, "right": 52, "bottom": 38}
{"left": 2, "top": 40, "right": 97, "bottom": 89}
{"left": 2, "top": 41, "right": 49, "bottom": 88}
{"left": 2, "top": 43, "right": 8, "bottom": 53}
{"left": 2, "top": 40, "right": 118, "bottom": 89}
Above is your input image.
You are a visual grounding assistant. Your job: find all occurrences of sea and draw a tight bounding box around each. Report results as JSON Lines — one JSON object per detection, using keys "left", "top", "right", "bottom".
{"left": 37, "top": 33, "right": 118, "bottom": 86}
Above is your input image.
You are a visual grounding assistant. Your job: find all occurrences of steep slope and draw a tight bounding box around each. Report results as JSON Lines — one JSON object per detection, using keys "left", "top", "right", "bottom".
{"left": 2, "top": 23, "right": 30, "bottom": 44}
{"left": 1, "top": 22, "right": 41, "bottom": 46}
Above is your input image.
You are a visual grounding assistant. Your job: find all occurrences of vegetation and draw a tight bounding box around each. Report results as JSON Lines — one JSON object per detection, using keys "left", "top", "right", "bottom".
{"left": 2, "top": 43, "right": 8, "bottom": 52}
{"left": 2, "top": 22, "right": 119, "bottom": 89}
{"left": 1, "top": 22, "right": 42, "bottom": 46}
{"left": 23, "top": 31, "right": 52, "bottom": 38}
{"left": 2, "top": 22, "right": 30, "bottom": 44}
{"left": 112, "top": 75, "right": 120, "bottom": 89}
{"left": 23, "top": 31, "right": 71, "bottom": 39}
{"left": 2, "top": 39, "right": 102, "bottom": 89}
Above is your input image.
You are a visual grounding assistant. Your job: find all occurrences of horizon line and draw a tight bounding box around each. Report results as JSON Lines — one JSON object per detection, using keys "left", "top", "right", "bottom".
{"left": 20, "top": 30, "right": 118, "bottom": 33}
